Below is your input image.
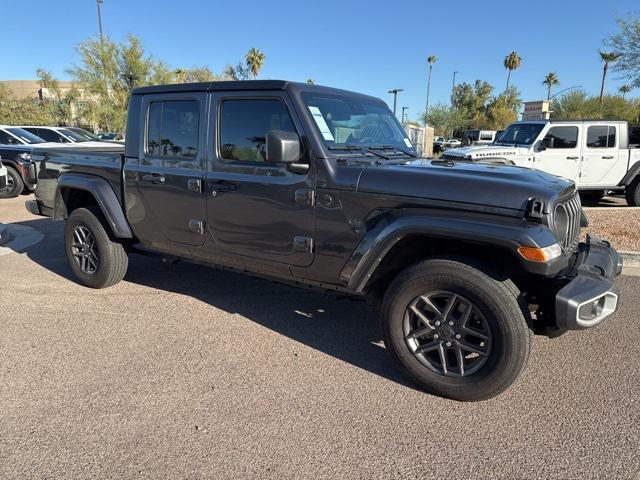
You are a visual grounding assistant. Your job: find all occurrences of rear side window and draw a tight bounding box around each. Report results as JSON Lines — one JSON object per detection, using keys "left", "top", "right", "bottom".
{"left": 545, "top": 126, "right": 578, "bottom": 149}
{"left": 146, "top": 100, "right": 199, "bottom": 158}
{"left": 630, "top": 126, "right": 640, "bottom": 148}
{"left": 586, "top": 126, "right": 616, "bottom": 148}
{"left": 219, "top": 99, "right": 296, "bottom": 162}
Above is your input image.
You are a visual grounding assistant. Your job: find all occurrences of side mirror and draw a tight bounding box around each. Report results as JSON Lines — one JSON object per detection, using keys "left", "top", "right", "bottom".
{"left": 266, "top": 130, "right": 308, "bottom": 173}
{"left": 540, "top": 137, "right": 554, "bottom": 151}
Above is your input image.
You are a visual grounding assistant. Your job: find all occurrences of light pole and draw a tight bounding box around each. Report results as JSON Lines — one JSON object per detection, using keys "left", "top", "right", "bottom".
{"left": 401, "top": 106, "right": 409, "bottom": 123}
{"left": 451, "top": 71, "right": 458, "bottom": 108}
{"left": 549, "top": 85, "right": 583, "bottom": 100}
{"left": 388, "top": 88, "right": 403, "bottom": 116}
{"left": 96, "top": 0, "right": 105, "bottom": 47}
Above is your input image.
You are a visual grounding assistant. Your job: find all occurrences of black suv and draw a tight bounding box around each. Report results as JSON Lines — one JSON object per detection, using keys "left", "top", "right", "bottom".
{"left": 26, "top": 81, "right": 622, "bottom": 401}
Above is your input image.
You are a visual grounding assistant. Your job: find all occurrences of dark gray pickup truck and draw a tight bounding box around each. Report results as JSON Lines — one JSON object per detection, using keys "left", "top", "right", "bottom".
{"left": 26, "top": 80, "right": 622, "bottom": 401}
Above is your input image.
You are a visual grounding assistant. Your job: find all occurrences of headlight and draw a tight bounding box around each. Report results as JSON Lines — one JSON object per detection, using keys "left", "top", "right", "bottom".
{"left": 517, "top": 243, "right": 562, "bottom": 263}
{"left": 18, "top": 152, "right": 32, "bottom": 161}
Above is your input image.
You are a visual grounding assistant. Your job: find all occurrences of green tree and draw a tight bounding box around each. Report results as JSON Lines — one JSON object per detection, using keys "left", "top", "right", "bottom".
{"left": 503, "top": 50, "right": 522, "bottom": 90}
{"left": 453, "top": 80, "right": 494, "bottom": 127}
{"left": 424, "top": 55, "right": 438, "bottom": 125}
{"left": 245, "top": 48, "right": 266, "bottom": 79}
{"left": 420, "top": 103, "right": 467, "bottom": 137}
{"left": 306, "top": 78, "right": 315, "bottom": 84}
{"left": 222, "top": 62, "right": 251, "bottom": 80}
{"left": 598, "top": 51, "right": 619, "bottom": 104}
{"left": 619, "top": 84, "right": 632, "bottom": 99}
{"left": 606, "top": 15, "right": 640, "bottom": 88}
{"left": 551, "top": 89, "right": 640, "bottom": 123}
{"left": 542, "top": 72, "right": 560, "bottom": 101}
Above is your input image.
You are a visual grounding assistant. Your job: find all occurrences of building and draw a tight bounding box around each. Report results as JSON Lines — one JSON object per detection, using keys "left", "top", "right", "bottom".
{"left": 403, "top": 122, "right": 434, "bottom": 157}
{"left": 522, "top": 100, "right": 552, "bottom": 121}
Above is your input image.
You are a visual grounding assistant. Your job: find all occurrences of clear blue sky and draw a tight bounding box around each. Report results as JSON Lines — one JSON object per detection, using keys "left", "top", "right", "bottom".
{"left": 2, "top": 0, "right": 638, "bottom": 121}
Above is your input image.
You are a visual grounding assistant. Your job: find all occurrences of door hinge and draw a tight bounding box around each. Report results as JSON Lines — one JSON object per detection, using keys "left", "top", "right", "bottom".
{"left": 294, "top": 189, "right": 315, "bottom": 206}
{"left": 189, "top": 219, "right": 204, "bottom": 235}
{"left": 188, "top": 178, "right": 202, "bottom": 193}
{"left": 293, "top": 236, "right": 314, "bottom": 253}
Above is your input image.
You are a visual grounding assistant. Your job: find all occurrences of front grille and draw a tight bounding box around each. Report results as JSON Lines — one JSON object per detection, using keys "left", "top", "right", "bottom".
{"left": 553, "top": 191, "right": 582, "bottom": 253}
{"left": 441, "top": 153, "right": 466, "bottom": 161}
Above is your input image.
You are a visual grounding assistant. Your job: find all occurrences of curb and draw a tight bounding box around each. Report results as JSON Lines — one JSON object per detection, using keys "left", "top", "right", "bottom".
{"left": 620, "top": 250, "right": 640, "bottom": 268}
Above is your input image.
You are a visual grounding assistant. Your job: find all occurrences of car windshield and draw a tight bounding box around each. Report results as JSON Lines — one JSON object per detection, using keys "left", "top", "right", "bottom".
{"left": 67, "top": 127, "right": 100, "bottom": 141}
{"left": 59, "top": 128, "right": 90, "bottom": 142}
{"left": 495, "top": 123, "right": 545, "bottom": 146}
{"left": 6, "top": 127, "right": 45, "bottom": 144}
{"left": 301, "top": 91, "right": 415, "bottom": 153}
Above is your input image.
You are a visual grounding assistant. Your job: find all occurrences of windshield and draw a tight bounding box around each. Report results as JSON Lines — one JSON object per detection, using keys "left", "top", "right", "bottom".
{"left": 59, "top": 128, "right": 91, "bottom": 142}
{"left": 6, "top": 127, "right": 45, "bottom": 144}
{"left": 301, "top": 91, "right": 415, "bottom": 153}
{"left": 67, "top": 127, "right": 100, "bottom": 141}
{"left": 496, "top": 123, "right": 545, "bottom": 146}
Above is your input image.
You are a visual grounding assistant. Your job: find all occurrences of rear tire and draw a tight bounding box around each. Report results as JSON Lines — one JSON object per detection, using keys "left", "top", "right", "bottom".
{"left": 0, "top": 166, "right": 24, "bottom": 199}
{"left": 64, "top": 207, "right": 128, "bottom": 288}
{"left": 625, "top": 178, "right": 640, "bottom": 206}
{"left": 381, "top": 257, "right": 531, "bottom": 401}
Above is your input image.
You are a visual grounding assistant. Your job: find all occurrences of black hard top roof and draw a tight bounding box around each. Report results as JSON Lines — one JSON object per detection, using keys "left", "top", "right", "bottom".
{"left": 131, "top": 80, "right": 381, "bottom": 102}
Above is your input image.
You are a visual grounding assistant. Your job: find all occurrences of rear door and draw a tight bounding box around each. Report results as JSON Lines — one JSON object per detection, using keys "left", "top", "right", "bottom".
{"left": 132, "top": 93, "right": 207, "bottom": 247}
{"left": 205, "top": 92, "right": 315, "bottom": 267}
{"left": 580, "top": 124, "right": 625, "bottom": 186}
{"left": 534, "top": 124, "right": 581, "bottom": 180}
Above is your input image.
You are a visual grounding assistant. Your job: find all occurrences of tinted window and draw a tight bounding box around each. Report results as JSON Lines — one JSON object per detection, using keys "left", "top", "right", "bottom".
{"left": 587, "top": 126, "right": 616, "bottom": 148}
{"left": 630, "top": 126, "right": 640, "bottom": 148}
{"left": 219, "top": 99, "right": 296, "bottom": 162}
{"left": 35, "top": 128, "right": 66, "bottom": 143}
{"left": 545, "top": 126, "right": 578, "bottom": 149}
{"left": 6, "top": 127, "right": 45, "bottom": 144}
{"left": 146, "top": 100, "right": 199, "bottom": 158}
{"left": 0, "top": 130, "right": 13, "bottom": 144}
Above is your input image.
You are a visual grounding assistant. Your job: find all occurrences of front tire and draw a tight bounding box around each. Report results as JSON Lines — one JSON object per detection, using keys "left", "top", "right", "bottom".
{"left": 64, "top": 207, "right": 128, "bottom": 288}
{"left": 0, "top": 166, "right": 24, "bottom": 199}
{"left": 381, "top": 257, "right": 531, "bottom": 401}
{"left": 625, "top": 178, "right": 640, "bottom": 206}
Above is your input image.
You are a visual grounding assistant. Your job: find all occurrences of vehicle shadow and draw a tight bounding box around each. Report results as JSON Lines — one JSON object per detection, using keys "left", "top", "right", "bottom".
{"left": 14, "top": 217, "right": 413, "bottom": 390}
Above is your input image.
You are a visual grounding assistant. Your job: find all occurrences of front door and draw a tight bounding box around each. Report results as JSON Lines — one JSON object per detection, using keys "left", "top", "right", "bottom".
{"left": 205, "top": 93, "right": 315, "bottom": 267}
{"left": 534, "top": 124, "right": 581, "bottom": 181}
{"left": 132, "top": 93, "right": 207, "bottom": 248}
{"left": 580, "top": 124, "right": 624, "bottom": 186}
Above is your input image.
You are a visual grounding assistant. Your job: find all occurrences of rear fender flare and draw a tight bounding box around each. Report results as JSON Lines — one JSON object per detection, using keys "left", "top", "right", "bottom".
{"left": 54, "top": 173, "right": 133, "bottom": 239}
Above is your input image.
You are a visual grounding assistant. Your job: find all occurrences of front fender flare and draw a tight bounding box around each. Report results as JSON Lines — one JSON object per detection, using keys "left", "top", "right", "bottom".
{"left": 55, "top": 173, "right": 133, "bottom": 239}
{"left": 340, "top": 212, "right": 562, "bottom": 293}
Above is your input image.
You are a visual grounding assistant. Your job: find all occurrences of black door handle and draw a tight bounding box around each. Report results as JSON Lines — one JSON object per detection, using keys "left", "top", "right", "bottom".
{"left": 142, "top": 173, "right": 166, "bottom": 184}
{"left": 566, "top": 156, "right": 579, "bottom": 160}
{"left": 602, "top": 155, "right": 614, "bottom": 159}
{"left": 209, "top": 181, "right": 237, "bottom": 194}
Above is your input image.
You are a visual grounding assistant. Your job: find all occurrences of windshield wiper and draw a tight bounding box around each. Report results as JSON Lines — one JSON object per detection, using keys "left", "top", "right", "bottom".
{"left": 368, "top": 145, "right": 417, "bottom": 158}
{"left": 328, "top": 144, "right": 390, "bottom": 160}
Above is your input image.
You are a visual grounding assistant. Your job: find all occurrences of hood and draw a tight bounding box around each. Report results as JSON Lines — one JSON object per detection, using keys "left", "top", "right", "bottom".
{"left": 443, "top": 145, "right": 529, "bottom": 161}
{"left": 357, "top": 158, "right": 573, "bottom": 213}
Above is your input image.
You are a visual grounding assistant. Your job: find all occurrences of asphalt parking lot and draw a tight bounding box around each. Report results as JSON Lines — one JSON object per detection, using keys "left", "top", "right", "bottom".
{"left": 1, "top": 195, "right": 639, "bottom": 479}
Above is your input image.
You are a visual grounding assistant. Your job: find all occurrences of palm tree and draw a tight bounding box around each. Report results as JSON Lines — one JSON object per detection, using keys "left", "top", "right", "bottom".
{"left": 598, "top": 51, "right": 619, "bottom": 104}
{"left": 503, "top": 51, "right": 522, "bottom": 90}
{"left": 542, "top": 72, "right": 560, "bottom": 101}
{"left": 619, "top": 84, "right": 632, "bottom": 99}
{"left": 306, "top": 78, "right": 315, "bottom": 84}
{"left": 424, "top": 55, "right": 437, "bottom": 125}
{"left": 245, "top": 48, "right": 266, "bottom": 79}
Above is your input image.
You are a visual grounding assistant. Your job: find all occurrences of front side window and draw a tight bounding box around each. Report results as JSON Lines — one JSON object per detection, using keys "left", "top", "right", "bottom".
{"left": 544, "top": 126, "right": 578, "bottom": 149}
{"left": 0, "top": 130, "right": 14, "bottom": 144}
{"left": 146, "top": 100, "right": 199, "bottom": 158}
{"left": 587, "top": 126, "right": 616, "bottom": 148}
{"left": 301, "top": 92, "right": 413, "bottom": 151}
{"left": 6, "top": 128, "right": 45, "bottom": 144}
{"left": 219, "top": 99, "right": 296, "bottom": 162}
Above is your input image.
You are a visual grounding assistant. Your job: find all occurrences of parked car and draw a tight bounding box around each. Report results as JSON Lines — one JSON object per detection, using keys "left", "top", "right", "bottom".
{"left": 433, "top": 136, "right": 446, "bottom": 153}
{"left": 0, "top": 145, "right": 37, "bottom": 198}
{"left": 0, "top": 125, "right": 47, "bottom": 146}
{"left": 462, "top": 129, "right": 498, "bottom": 146}
{"left": 20, "top": 126, "right": 115, "bottom": 147}
{"left": 97, "top": 132, "right": 125, "bottom": 143}
{"left": 26, "top": 80, "right": 622, "bottom": 401}
{"left": 443, "top": 120, "right": 640, "bottom": 204}
{"left": 444, "top": 138, "right": 462, "bottom": 148}
{"left": 0, "top": 160, "right": 7, "bottom": 193}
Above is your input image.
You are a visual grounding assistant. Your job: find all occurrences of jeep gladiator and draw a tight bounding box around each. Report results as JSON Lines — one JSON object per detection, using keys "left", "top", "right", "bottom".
{"left": 26, "top": 81, "right": 622, "bottom": 401}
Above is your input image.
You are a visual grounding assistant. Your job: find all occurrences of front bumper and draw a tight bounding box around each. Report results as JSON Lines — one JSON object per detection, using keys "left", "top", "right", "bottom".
{"left": 555, "top": 234, "right": 622, "bottom": 331}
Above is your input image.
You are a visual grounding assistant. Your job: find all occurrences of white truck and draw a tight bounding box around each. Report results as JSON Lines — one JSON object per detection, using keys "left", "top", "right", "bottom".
{"left": 442, "top": 120, "right": 640, "bottom": 204}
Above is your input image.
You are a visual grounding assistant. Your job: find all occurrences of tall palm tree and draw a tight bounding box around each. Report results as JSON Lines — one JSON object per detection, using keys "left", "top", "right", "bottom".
{"left": 618, "top": 84, "right": 631, "bottom": 99}
{"left": 503, "top": 51, "right": 522, "bottom": 90}
{"left": 542, "top": 72, "right": 560, "bottom": 101}
{"left": 245, "top": 48, "right": 266, "bottom": 79}
{"left": 424, "top": 55, "right": 438, "bottom": 125}
{"left": 598, "top": 51, "right": 619, "bottom": 104}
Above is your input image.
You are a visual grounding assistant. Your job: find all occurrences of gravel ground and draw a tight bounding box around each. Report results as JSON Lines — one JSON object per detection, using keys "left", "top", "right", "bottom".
{"left": 1, "top": 195, "right": 639, "bottom": 479}
{"left": 584, "top": 207, "right": 640, "bottom": 251}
